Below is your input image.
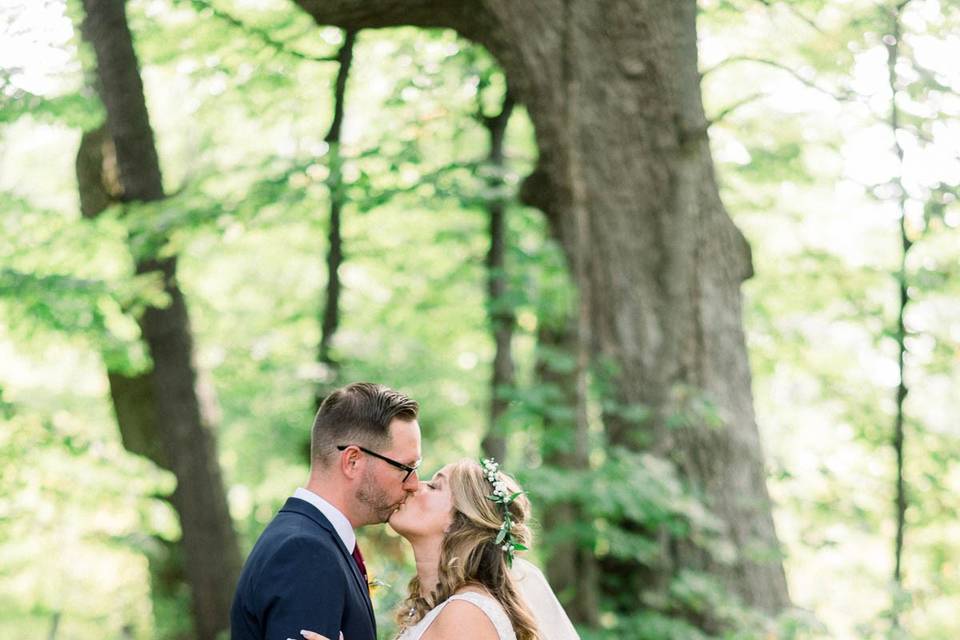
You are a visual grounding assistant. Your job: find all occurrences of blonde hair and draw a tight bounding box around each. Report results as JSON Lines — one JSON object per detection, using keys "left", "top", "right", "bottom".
{"left": 395, "top": 459, "right": 541, "bottom": 640}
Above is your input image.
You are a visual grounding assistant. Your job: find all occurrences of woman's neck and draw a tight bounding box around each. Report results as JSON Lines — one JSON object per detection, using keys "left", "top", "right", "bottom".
{"left": 409, "top": 535, "right": 443, "bottom": 599}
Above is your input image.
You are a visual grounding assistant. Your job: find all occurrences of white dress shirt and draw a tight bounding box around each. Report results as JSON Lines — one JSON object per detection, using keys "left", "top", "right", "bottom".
{"left": 292, "top": 487, "right": 356, "bottom": 553}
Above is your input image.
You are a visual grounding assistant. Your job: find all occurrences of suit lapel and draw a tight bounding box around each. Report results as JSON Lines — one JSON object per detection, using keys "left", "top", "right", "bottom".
{"left": 280, "top": 498, "right": 376, "bottom": 629}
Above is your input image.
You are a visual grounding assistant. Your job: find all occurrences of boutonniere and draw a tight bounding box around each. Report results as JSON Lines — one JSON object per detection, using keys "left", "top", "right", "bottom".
{"left": 367, "top": 576, "right": 389, "bottom": 597}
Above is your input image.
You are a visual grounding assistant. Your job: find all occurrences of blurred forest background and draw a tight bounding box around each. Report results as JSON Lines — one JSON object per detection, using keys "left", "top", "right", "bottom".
{"left": 2, "top": 0, "right": 959, "bottom": 638}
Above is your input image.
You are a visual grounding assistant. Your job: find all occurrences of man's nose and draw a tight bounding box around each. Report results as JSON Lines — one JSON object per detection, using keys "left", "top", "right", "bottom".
{"left": 403, "top": 470, "right": 420, "bottom": 491}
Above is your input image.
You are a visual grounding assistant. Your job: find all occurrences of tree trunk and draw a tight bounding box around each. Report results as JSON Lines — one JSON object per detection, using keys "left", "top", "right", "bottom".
{"left": 291, "top": 0, "right": 790, "bottom": 623}
{"left": 314, "top": 29, "right": 358, "bottom": 414}
{"left": 536, "top": 314, "right": 599, "bottom": 626}
{"left": 884, "top": 2, "right": 910, "bottom": 631}
{"left": 480, "top": 89, "right": 515, "bottom": 462}
{"left": 79, "top": 2, "right": 240, "bottom": 637}
{"left": 78, "top": 124, "right": 192, "bottom": 638}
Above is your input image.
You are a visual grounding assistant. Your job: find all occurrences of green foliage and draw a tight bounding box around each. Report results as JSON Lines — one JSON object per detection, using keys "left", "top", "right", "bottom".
{"left": 0, "top": 397, "right": 173, "bottom": 638}
{"left": 2, "top": 0, "right": 959, "bottom": 637}
{"left": 0, "top": 88, "right": 102, "bottom": 128}
{"left": 703, "top": 0, "right": 960, "bottom": 637}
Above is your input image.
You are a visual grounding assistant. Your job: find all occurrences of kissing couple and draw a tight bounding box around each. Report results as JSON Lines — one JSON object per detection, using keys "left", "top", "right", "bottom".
{"left": 230, "top": 382, "right": 579, "bottom": 640}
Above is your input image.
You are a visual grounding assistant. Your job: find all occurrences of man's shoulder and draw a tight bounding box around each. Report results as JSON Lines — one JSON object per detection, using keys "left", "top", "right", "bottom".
{"left": 240, "top": 517, "right": 348, "bottom": 591}
{"left": 240, "top": 506, "right": 339, "bottom": 574}
{"left": 255, "top": 509, "right": 339, "bottom": 554}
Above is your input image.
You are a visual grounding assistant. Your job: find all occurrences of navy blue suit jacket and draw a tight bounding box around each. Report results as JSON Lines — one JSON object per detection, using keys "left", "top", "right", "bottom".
{"left": 230, "top": 497, "right": 376, "bottom": 640}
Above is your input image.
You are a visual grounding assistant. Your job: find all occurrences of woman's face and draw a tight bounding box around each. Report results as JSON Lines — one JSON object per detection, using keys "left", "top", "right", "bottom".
{"left": 388, "top": 463, "right": 455, "bottom": 539}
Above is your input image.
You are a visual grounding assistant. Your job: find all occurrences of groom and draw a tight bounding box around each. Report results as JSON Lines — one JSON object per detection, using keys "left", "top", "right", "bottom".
{"left": 231, "top": 382, "right": 422, "bottom": 640}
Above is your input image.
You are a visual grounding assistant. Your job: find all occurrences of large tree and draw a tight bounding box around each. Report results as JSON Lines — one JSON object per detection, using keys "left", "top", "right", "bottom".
{"left": 79, "top": 1, "right": 240, "bottom": 637}
{"left": 291, "top": 0, "right": 790, "bottom": 625}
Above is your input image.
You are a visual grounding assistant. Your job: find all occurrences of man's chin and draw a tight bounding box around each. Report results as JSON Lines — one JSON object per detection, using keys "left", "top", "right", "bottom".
{"left": 386, "top": 504, "right": 406, "bottom": 527}
{"left": 386, "top": 514, "right": 405, "bottom": 537}
{"left": 378, "top": 506, "right": 401, "bottom": 524}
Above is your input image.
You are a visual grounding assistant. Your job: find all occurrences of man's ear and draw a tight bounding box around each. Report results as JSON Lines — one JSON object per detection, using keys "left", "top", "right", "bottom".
{"left": 340, "top": 446, "right": 364, "bottom": 479}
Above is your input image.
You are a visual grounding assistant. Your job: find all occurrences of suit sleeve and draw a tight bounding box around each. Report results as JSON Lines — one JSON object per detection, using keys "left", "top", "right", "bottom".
{"left": 256, "top": 536, "right": 347, "bottom": 640}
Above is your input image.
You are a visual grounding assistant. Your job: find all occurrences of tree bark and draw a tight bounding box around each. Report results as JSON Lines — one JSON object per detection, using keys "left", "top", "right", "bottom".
{"left": 79, "top": 2, "right": 240, "bottom": 637}
{"left": 314, "top": 29, "right": 358, "bottom": 414}
{"left": 290, "top": 0, "right": 790, "bottom": 623}
{"left": 480, "top": 89, "right": 515, "bottom": 463}
{"left": 78, "top": 126, "right": 169, "bottom": 465}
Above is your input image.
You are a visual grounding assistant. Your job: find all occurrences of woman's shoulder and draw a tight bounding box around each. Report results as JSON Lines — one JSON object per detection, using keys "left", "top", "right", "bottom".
{"left": 419, "top": 587, "right": 511, "bottom": 640}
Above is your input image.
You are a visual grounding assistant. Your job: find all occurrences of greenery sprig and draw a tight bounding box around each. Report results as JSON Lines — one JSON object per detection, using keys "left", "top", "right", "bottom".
{"left": 480, "top": 457, "right": 527, "bottom": 567}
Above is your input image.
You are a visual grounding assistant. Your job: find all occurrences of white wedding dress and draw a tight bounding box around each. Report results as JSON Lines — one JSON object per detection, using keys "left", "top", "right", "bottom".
{"left": 395, "top": 591, "right": 517, "bottom": 640}
{"left": 393, "top": 559, "right": 579, "bottom": 640}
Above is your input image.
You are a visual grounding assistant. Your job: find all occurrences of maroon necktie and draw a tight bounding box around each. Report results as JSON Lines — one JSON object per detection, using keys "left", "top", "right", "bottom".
{"left": 351, "top": 542, "right": 368, "bottom": 583}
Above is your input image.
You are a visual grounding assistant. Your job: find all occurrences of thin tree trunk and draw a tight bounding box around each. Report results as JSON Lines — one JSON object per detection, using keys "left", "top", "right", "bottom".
{"left": 77, "top": 125, "right": 168, "bottom": 469}
{"left": 46, "top": 611, "right": 60, "bottom": 640}
{"left": 884, "top": 1, "right": 912, "bottom": 630}
{"left": 536, "top": 315, "right": 599, "bottom": 626}
{"left": 78, "top": 124, "right": 190, "bottom": 638}
{"left": 314, "top": 29, "right": 357, "bottom": 414}
{"left": 480, "top": 88, "right": 515, "bottom": 462}
{"left": 79, "top": 2, "right": 240, "bottom": 637}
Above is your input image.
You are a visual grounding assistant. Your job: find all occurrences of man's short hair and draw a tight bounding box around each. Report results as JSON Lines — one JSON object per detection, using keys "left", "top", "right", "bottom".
{"left": 310, "top": 382, "right": 419, "bottom": 466}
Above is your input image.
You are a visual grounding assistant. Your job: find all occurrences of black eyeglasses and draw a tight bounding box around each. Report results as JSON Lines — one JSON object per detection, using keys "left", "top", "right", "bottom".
{"left": 336, "top": 444, "right": 421, "bottom": 482}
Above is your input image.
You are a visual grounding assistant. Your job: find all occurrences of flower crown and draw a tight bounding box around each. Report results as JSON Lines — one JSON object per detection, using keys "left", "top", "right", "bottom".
{"left": 480, "top": 457, "right": 527, "bottom": 567}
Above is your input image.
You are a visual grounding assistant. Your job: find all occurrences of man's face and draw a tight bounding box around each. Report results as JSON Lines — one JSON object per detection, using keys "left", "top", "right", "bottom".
{"left": 388, "top": 463, "right": 455, "bottom": 539}
{"left": 356, "top": 418, "right": 422, "bottom": 525}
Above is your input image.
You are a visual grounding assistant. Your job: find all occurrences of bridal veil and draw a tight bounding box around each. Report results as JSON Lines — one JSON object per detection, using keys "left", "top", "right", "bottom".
{"left": 511, "top": 558, "right": 581, "bottom": 640}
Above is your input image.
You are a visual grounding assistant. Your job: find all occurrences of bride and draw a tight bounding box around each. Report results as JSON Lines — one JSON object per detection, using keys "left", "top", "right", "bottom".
{"left": 299, "top": 458, "right": 579, "bottom": 640}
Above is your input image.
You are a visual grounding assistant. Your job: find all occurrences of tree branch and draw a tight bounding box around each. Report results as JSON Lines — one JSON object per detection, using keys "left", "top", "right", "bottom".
{"left": 755, "top": 0, "right": 824, "bottom": 34}
{"left": 708, "top": 91, "right": 768, "bottom": 126}
{"left": 186, "top": 0, "right": 338, "bottom": 63}
{"left": 904, "top": 50, "right": 957, "bottom": 95}
{"left": 701, "top": 55, "right": 855, "bottom": 103}
{"left": 291, "top": 0, "right": 483, "bottom": 34}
